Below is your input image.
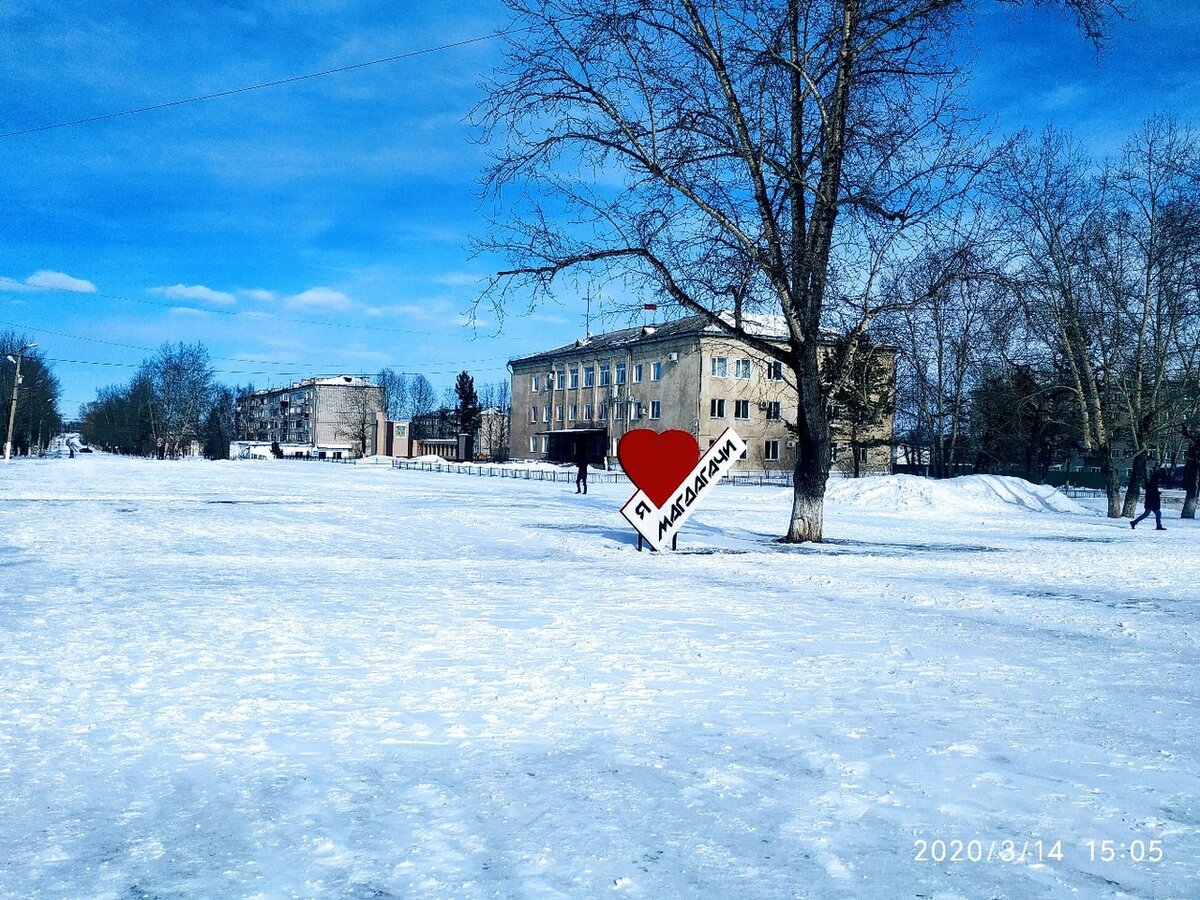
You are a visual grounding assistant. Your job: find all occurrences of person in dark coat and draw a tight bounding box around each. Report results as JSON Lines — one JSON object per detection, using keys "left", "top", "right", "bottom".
{"left": 1131, "top": 468, "right": 1166, "bottom": 530}
{"left": 575, "top": 442, "right": 589, "bottom": 495}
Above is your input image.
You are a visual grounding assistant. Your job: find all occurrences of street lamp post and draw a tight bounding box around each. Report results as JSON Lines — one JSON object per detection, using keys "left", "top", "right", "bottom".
{"left": 4, "top": 342, "right": 37, "bottom": 463}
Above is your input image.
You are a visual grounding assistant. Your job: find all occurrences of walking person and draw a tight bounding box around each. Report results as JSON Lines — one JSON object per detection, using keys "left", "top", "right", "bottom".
{"left": 575, "top": 442, "right": 589, "bottom": 495}
{"left": 1131, "top": 467, "right": 1166, "bottom": 530}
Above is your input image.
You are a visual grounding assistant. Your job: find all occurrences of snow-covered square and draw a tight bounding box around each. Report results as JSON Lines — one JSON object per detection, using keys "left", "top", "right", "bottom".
{"left": 1, "top": 456, "right": 1197, "bottom": 898}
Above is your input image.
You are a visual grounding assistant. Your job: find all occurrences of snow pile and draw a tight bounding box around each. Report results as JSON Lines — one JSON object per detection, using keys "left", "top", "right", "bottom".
{"left": 825, "top": 473, "right": 1094, "bottom": 516}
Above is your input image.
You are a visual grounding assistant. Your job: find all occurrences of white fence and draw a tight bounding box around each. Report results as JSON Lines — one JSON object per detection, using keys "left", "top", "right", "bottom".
{"left": 390, "top": 458, "right": 796, "bottom": 487}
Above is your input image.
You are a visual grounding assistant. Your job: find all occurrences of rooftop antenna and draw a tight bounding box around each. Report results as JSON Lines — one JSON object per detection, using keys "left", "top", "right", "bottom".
{"left": 584, "top": 290, "right": 592, "bottom": 339}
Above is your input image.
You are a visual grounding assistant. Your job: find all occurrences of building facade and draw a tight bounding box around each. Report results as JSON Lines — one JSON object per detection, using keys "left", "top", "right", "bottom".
{"left": 236, "top": 375, "right": 384, "bottom": 459}
{"left": 508, "top": 313, "right": 894, "bottom": 473}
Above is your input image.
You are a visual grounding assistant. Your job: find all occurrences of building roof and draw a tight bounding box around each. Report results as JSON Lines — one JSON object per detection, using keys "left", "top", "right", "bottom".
{"left": 508, "top": 311, "right": 791, "bottom": 367}
{"left": 247, "top": 374, "right": 379, "bottom": 397}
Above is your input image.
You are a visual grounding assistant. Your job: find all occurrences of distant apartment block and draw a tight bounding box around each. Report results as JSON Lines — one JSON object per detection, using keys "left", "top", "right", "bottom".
{"left": 236, "top": 375, "right": 384, "bottom": 459}
{"left": 509, "top": 313, "right": 894, "bottom": 473}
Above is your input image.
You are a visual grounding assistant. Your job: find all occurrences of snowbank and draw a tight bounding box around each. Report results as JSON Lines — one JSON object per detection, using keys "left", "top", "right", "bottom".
{"left": 825, "top": 473, "right": 1095, "bottom": 516}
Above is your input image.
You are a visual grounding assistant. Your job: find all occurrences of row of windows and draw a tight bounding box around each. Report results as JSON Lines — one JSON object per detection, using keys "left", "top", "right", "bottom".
{"left": 530, "top": 357, "right": 785, "bottom": 392}
{"left": 527, "top": 397, "right": 786, "bottom": 423}
{"left": 529, "top": 400, "right": 663, "bottom": 423}
{"left": 709, "top": 399, "right": 782, "bottom": 420}
{"left": 532, "top": 360, "right": 666, "bottom": 392}
{"left": 756, "top": 441, "right": 869, "bottom": 462}
{"left": 710, "top": 357, "right": 784, "bottom": 380}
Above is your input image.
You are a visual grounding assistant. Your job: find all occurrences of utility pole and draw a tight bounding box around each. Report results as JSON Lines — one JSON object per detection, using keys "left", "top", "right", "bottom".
{"left": 4, "top": 342, "right": 37, "bottom": 462}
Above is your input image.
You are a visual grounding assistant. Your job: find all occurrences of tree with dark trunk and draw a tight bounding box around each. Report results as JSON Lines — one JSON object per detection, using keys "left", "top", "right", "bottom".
{"left": 996, "top": 128, "right": 1129, "bottom": 515}
{"left": 410, "top": 374, "right": 437, "bottom": 418}
{"left": 453, "top": 371, "right": 483, "bottom": 440}
{"left": 475, "top": 0, "right": 1122, "bottom": 541}
{"left": 377, "top": 368, "right": 411, "bottom": 421}
{"left": 1, "top": 332, "right": 62, "bottom": 456}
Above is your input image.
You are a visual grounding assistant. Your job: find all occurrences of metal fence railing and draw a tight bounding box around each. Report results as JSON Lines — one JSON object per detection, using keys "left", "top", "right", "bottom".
{"left": 274, "top": 455, "right": 357, "bottom": 465}
{"left": 389, "top": 458, "right": 798, "bottom": 487}
{"left": 391, "top": 459, "right": 628, "bottom": 483}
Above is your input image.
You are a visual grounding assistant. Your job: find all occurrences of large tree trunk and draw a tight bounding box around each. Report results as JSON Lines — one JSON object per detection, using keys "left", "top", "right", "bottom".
{"left": 1100, "top": 445, "right": 1122, "bottom": 518}
{"left": 1122, "top": 451, "right": 1146, "bottom": 518}
{"left": 785, "top": 343, "right": 831, "bottom": 543}
{"left": 1182, "top": 429, "right": 1200, "bottom": 519}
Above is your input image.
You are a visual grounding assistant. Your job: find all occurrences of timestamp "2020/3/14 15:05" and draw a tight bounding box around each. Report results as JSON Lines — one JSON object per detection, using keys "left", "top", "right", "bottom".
{"left": 913, "top": 838, "right": 1164, "bottom": 864}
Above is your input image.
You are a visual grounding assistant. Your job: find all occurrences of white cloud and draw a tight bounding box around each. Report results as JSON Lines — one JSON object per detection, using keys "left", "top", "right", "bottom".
{"left": 0, "top": 270, "right": 97, "bottom": 293}
{"left": 241, "top": 289, "right": 277, "bottom": 303}
{"left": 284, "top": 287, "right": 352, "bottom": 310}
{"left": 149, "top": 283, "right": 236, "bottom": 305}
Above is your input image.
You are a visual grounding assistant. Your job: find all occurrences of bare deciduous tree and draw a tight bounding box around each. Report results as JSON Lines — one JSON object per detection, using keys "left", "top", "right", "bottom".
{"left": 479, "top": 380, "right": 513, "bottom": 461}
{"left": 410, "top": 374, "right": 437, "bottom": 418}
{"left": 996, "top": 128, "right": 1128, "bottom": 515}
{"left": 377, "top": 368, "right": 410, "bottom": 420}
{"left": 1096, "top": 116, "right": 1200, "bottom": 514}
{"left": 148, "top": 342, "right": 215, "bottom": 458}
{"left": 475, "top": 0, "right": 1122, "bottom": 541}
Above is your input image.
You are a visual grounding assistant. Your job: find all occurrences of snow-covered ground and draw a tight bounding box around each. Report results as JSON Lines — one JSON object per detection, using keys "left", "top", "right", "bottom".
{"left": 1, "top": 456, "right": 1197, "bottom": 899}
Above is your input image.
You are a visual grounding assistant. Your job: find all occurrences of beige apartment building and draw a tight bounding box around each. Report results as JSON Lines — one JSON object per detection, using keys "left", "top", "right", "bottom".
{"left": 236, "top": 375, "right": 384, "bottom": 459}
{"left": 508, "top": 313, "right": 893, "bottom": 473}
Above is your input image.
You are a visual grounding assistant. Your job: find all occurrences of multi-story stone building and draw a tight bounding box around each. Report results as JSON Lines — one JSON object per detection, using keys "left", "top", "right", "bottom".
{"left": 236, "top": 375, "right": 384, "bottom": 459}
{"left": 508, "top": 313, "right": 893, "bottom": 473}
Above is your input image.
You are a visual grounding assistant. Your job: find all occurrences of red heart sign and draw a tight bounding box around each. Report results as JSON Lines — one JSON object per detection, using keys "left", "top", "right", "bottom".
{"left": 618, "top": 429, "right": 700, "bottom": 507}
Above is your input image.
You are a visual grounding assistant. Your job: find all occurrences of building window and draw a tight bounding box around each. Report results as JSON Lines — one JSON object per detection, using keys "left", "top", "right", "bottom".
{"left": 542, "top": 436, "right": 549, "bottom": 453}
{"left": 710, "top": 398, "right": 726, "bottom": 417}
{"left": 631, "top": 401, "right": 643, "bottom": 419}
{"left": 710, "top": 356, "right": 728, "bottom": 377}
{"left": 530, "top": 435, "right": 538, "bottom": 452}
{"left": 569, "top": 367, "right": 579, "bottom": 389}
{"left": 556, "top": 370, "right": 566, "bottom": 390}
{"left": 599, "top": 401, "right": 608, "bottom": 420}
{"left": 734, "top": 399, "right": 750, "bottom": 419}
{"left": 633, "top": 363, "right": 643, "bottom": 383}
{"left": 766, "top": 401, "right": 781, "bottom": 420}
{"left": 616, "top": 362, "right": 627, "bottom": 385}
{"left": 765, "top": 440, "right": 780, "bottom": 461}
{"left": 765, "top": 360, "right": 783, "bottom": 381}
{"left": 555, "top": 404, "right": 564, "bottom": 422}
{"left": 529, "top": 406, "right": 537, "bottom": 423}
{"left": 584, "top": 366, "right": 595, "bottom": 388}
{"left": 651, "top": 361, "right": 663, "bottom": 381}
{"left": 568, "top": 403, "right": 577, "bottom": 421}
{"left": 830, "top": 441, "right": 840, "bottom": 462}
{"left": 543, "top": 406, "right": 551, "bottom": 423}
{"left": 583, "top": 402, "right": 593, "bottom": 421}
{"left": 599, "top": 363, "right": 611, "bottom": 386}
{"left": 615, "top": 402, "right": 625, "bottom": 420}
{"left": 735, "top": 358, "right": 751, "bottom": 379}
{"left": 650, "top": 400, "right": 661, "bottom": 420}
{"left": 531, "top": 375, "right": 539, "bottom": 393}
{"left": 857, "top": 447, "right": 868, "bottom": 463}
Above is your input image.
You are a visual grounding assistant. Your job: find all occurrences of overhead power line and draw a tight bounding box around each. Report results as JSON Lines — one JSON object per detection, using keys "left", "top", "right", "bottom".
{"left": 0, "top": 29, "right": 515, "bottom": 140}
{"left": 0, "top": 316, "right": 538, "bottom": 371}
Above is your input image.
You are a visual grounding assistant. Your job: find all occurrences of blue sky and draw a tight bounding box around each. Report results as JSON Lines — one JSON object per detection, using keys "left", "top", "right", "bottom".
{"left": 1, "top": 0, "right": 1196, "bottom": 415}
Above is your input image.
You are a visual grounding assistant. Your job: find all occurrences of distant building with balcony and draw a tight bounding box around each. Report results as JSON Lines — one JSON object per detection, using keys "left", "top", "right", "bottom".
{"left": 235, "top": 375, "right": 383, "bottom": 459}
{"left": 508, "top": 312, "right": 894, "bottom": 473}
